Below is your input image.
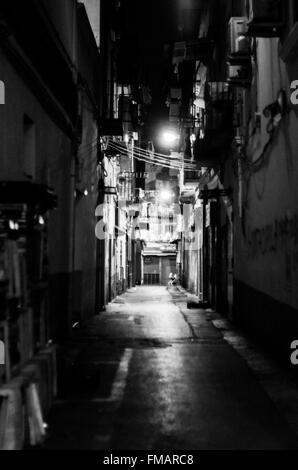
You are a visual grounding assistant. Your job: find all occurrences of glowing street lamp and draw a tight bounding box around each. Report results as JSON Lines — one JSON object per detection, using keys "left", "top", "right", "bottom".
{"left": 160, "top": 189, "right": 173, "bottom": 203}
{"left": 160, "top": 128, "right": 180, "bottom": 148}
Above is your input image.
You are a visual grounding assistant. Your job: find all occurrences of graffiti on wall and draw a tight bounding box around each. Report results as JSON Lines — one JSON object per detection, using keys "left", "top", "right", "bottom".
{"left": 247, "top": 212, "right": 298, "bottom": 259}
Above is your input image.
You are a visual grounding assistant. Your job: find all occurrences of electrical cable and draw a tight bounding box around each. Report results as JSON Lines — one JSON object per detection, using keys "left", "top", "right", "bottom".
{"left": 132, "top": 143, "right": 194, "bottom": 163}
{"left": 108, "top": 148, "right": 192, "bottom": 171}
{"left": 107, "top": 144, "right": 178, "bottom": 168}
{"left": 108, "top": 140, "right": 194, "bottom": 164}
{"left": 109, "top": 147, "right": 199, "bottom": 172}
{"left": 111, "top": 148, "right": 182, "bottom": 170}
{"left": 107, "top": 140, "right": 193, "bottom": 165}
{"left": 107, "top": 141, "right": 197, "bottom": 171}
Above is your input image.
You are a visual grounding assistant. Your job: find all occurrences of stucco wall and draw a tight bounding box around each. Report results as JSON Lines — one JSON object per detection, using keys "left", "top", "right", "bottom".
{"left": 234, "top": 38, "right": 298, "bottom": 312}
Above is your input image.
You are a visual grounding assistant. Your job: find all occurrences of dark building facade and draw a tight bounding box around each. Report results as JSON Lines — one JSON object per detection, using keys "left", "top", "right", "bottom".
{"left": 0, "top": 0, "right": 103, "bottom": 448}
{"left": 170, "top": 0, "right": 298, "bottom": 358}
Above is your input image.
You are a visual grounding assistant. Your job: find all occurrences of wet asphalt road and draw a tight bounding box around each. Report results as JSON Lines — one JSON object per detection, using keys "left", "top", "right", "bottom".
{"left": 44, "top": 286, "right": 298, "bottom": 450}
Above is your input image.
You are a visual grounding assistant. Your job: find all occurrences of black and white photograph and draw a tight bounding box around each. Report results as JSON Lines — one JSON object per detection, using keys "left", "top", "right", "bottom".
{"left": 0, "top": 0, "right": 298, "bottom": 460}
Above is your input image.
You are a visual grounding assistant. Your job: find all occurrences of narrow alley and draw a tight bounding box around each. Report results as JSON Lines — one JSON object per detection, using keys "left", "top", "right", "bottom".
{"left": 1, "top": 0, "right": 298, "bottom": 457}
{"left": 44, "top": 286, "right": 298, "bottom": 450}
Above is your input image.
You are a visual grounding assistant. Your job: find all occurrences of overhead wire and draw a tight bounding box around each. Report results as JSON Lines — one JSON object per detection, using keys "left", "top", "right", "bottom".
{"left": 106, "top": 145, "right": 186, "bottom": 168}
{"left": 113, "top": 151, "right": 197, "bottom": 172}
{"left": 108, "top": 147, "right": 181, "bottom": 170}
{"left": 65, "top": 135, "right": 196, "bottom": 167}
{"left": 108, "top": 140, "right": 194, "bottom": 164}
{"left": 107, "top": 141, "right": 198, "bottom": 171}
{"left": 117, "top": 151, "right": 198, "bottom": 172}
{"left": 130, "top": 143, "right": 194, "bottom": 163}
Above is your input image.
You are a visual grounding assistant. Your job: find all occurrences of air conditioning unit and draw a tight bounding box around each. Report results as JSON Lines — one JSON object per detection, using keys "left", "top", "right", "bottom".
{"left": 227, "top": 65, "right": 251, "bottom": 88}
{"left": 228, "top": 18, "right": 250, "bottom": 65}
{"left": 246, "top": 0, "right": 284, "bottom": 37}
